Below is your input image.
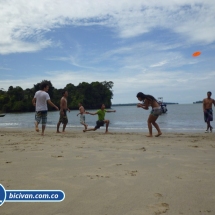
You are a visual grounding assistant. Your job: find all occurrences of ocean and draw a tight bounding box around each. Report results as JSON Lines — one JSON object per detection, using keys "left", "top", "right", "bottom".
{"left": 0, "top": 104, "right": 213, "bottom": 133}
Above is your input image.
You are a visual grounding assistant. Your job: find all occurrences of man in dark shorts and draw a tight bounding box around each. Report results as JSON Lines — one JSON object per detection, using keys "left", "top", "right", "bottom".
{"left": 57, "top": 90, "right": 70, "bottom": 133}
{"left": 83, "top": 104, "right": 116, "bottom": 133}
{"left": 203, "top": 91, "right": 215, "bottom": 133}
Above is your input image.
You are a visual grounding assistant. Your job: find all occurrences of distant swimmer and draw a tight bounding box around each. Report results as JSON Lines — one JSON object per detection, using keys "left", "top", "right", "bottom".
{"left": 77, "top": 102, "right": 88, "bottom": 131}
{"left": 84, "top": 104, "right": 116, "bottom": 134}
{"left": 136, "top": 92, "right": 162, "bottom": 137}
{"left": 203, "top": 91, "right": 215, "bottom": 133}
{"left": 57, "top": 90, "right": 70, "bottom": 133}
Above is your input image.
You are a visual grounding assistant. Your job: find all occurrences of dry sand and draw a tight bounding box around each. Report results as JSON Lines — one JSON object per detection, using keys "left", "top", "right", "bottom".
{"left": 0, "top": 128, "right": 215, "bottom": 215}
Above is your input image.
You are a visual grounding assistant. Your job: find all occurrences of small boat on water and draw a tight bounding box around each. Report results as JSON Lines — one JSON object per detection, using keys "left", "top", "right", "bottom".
{"left": 0, "top": 114, "right": 5, "bottom": 117}
{"left": 157, "top": 97, "right": 167, "bottom": 114}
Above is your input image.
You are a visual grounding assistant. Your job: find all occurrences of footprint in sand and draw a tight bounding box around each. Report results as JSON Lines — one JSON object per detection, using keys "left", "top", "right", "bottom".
{"left": 51, "top": 155, "right": 63, "bottom": 158}
{"left": 149, "top": 202, "right": 169, "bottom": 215}
{"left": 125, "top": 170, "right": 138, "bottom": 176}
{"left": 189, "top": 145, "right": 199, "bottom": 148}
{"left": 191, "top": 140, "right": 198, "bottom": 143}
{"left": 154, "top": 193, "right": 163, "bottom": 198}
{"left": 176, "top": 176, "right": 182, "bottom": 179}
{"left": 138, "top": 147, "right": 146, "bottom": 151}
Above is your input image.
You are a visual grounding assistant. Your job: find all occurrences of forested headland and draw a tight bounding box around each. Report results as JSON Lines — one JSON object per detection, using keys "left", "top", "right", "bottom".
{"left": 0, "top": 81, "right": 114, "bottom": 113}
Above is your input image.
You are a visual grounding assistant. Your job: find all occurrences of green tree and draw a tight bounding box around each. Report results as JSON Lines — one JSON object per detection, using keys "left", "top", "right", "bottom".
{"left": 0, "top": 81, "right": 114, "bottom": 112}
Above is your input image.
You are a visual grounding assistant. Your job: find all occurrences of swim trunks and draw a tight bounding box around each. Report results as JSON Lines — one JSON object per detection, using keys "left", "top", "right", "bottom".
{"left": 59, "top": 109, "right": 68, "bottom": 124}
{"left": 204, "top": 108, "right": 213, "bottom": 122}
{"left": 35, "top": 111, "right": 48, "bottom": 125}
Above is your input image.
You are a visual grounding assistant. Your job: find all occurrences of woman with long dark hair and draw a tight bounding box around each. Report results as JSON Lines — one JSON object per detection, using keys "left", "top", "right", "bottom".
{"left": 136, "top": 92, "right": 162, "bottom": 137}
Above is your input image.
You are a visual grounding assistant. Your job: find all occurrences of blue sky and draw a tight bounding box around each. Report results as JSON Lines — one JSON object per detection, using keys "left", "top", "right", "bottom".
{"left": 0, "top": 0, "right": 215, "bottom": 104}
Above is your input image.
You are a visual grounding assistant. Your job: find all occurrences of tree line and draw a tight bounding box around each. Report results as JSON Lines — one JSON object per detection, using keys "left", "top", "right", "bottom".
{"left": 0, "top": 81, "right": 114, "bottom": 112}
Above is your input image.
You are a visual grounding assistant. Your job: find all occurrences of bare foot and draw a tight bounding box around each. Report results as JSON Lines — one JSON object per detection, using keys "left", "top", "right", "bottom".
{"left": 155, "top": 133, "right": 162, "bottom": 137}
{"left": 105, "top": 131, "right": 109, "bottom": 134}
{"left": 41, "top": 133, "right": 44, "bottom": 136}
{"left": 56, "top": 131, "right": 61, "bottom": 133}
{"left": 83, "top": 130, "right": 86, "bottom": 132}
{"left": 35, "top": 122, "right": 39, "bottom": 132}
{"left": 146, "top": 134, "right": 153, "bottom": 137}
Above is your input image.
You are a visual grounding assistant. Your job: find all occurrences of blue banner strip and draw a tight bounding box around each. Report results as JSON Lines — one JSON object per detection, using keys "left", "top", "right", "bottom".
{"left": 5, "top": 190, "right": 65, "bottom": 202}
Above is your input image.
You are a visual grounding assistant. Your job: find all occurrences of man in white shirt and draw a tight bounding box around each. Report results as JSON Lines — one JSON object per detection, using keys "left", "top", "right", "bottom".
{"left": 32, "top": 81, "right": 59, "bottom": 135}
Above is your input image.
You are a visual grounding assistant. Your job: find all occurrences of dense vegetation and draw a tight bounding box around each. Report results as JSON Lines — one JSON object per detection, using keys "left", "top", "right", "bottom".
{"left": 0, "top": 81, "right": 114, "bottom": 113}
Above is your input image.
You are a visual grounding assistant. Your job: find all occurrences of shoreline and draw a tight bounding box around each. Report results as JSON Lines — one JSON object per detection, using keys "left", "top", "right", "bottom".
{"left": 0, "top": 126, "right": 211, "bottom": 134}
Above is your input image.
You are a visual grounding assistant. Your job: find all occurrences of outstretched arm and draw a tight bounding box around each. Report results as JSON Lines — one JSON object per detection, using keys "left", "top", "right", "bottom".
{"left": 86, "top": 111, "right": 97, "bottom": 115}
{"left": 47, "top": 100, "right": 59, "bottom": 110}
{"left": 106, "top": 110, "right": 116, "bottom": 113}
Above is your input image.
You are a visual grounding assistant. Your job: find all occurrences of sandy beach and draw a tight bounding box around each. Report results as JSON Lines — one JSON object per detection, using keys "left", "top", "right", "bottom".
{"left": 0, "top": 128, "right": 215, "bottom": 215}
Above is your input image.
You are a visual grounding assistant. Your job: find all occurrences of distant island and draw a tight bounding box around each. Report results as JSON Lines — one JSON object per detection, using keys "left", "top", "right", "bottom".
{"left": 193, "top": 101, "right": 203, "bottom": 104}
{"left": 112, "top": 102, "right": 178, "bottom": 106}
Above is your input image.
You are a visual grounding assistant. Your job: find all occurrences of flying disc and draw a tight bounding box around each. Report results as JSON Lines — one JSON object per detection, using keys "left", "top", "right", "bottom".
{"left": 192, "top": 51, "right": 201, "bottom": 57}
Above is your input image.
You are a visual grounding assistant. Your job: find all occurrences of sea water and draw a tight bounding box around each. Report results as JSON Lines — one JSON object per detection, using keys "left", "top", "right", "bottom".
{"left": 0, "top": 104, "right": 212, "bottom": 133}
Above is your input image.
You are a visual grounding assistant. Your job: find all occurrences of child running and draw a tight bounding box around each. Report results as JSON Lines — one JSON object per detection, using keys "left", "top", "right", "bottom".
{"left": 77, "top": 103, "right": 88, "bottom": 131}
{"left": 84, "top": 104, "right": 116, "bottom": 133}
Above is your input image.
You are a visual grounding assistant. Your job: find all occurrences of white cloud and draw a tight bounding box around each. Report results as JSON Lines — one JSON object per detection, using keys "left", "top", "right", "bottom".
{"left": 0, "top": 40, "right": 52, "bottom": 55}
{"left": 0, "top": 0, "right": 215, "bottom": 54}
{"left": 150, "top": 61, "right": 168, "bottom": 68}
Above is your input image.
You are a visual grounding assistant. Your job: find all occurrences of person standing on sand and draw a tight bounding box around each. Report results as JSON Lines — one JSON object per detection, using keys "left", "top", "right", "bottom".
{"left": 32, "top": 81, "right": 59, "bottom": 136}
{"left": 77, "top": 103, "right": 88, "bottom": 131}
{"left": 57, "top": 90, "right": 70, "bottom": 133}
{"left": 203, "top": 91, "right": 215, "bottom": 133}
{"left": 136, "top": 92, "right": 162, "bottom": 137}
{"left": 84, "top": 104, "right": 116, "bottom": 133}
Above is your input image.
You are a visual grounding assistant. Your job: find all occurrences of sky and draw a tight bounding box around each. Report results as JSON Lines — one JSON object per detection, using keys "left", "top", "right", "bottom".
{"left": 0, "top": 0, "right": 215, "bottom": 104}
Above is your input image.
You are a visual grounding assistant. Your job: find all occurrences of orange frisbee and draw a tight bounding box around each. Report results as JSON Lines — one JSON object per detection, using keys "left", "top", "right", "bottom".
{"left": 192, "top": 51, "right": 201, "bottom": 57}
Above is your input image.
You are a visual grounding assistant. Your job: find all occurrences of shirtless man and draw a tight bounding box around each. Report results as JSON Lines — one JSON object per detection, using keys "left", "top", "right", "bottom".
{"left": 57, "top": 90, "right": 70, "bottom": 133}
{"left": 203, "top": 91, "right": 215, "bottom": 133}
{"left": 77, "top": 103, "right": 88, "bottom": 131}
{"left": 136, "top": 92, "right": 162, "bottom": 137}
